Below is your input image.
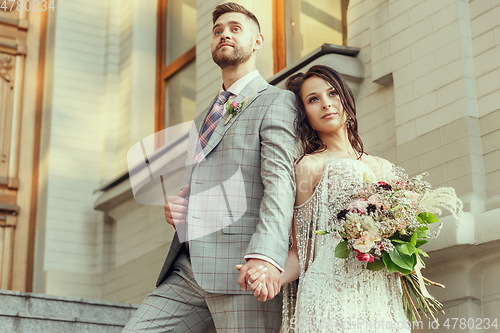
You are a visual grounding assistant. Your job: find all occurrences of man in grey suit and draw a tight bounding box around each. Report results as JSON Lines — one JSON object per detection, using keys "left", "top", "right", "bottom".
{"left": 123, "top": 3, "right": 296, "bottom": 332}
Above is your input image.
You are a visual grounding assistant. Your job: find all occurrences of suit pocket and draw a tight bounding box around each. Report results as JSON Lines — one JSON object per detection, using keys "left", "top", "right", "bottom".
{"left": 221, "top": 215, "right": 258, "bottom": 235}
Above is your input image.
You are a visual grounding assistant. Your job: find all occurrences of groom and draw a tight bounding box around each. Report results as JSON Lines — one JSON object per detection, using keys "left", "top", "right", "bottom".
{"left": 122, "top": 2, "right": 297, "bottom": 332}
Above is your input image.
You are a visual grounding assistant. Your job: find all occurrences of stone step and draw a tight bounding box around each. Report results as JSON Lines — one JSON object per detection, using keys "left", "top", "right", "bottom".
{"left": 0, "top": 290, "right": 137, "bottom": 333}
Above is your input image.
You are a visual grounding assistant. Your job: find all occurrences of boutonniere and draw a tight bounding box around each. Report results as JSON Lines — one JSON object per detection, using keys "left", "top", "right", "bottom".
{"left": 223, "top": 78, "right": 263, "bottom": 126}
{"left": 224, "top": 100, "right": 245, "bottom": 125}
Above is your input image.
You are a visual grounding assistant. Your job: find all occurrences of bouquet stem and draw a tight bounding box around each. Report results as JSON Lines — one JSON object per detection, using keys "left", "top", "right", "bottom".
{"left": 400, "top": 273, "right": 445, "bottom": 322}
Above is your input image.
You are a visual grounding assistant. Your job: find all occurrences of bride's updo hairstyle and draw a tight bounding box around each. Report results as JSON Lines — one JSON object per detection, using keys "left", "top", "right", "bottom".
{"left": 285, "top": 65, "right": 364, "bottom": 161}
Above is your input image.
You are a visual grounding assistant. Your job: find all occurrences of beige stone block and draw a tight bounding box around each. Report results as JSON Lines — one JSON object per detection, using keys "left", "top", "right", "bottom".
{"left": 394, "top": 51, "right": 436, "bottom": 88}
{"left": 369, "top": 3, "right": 389, "bottom": 30}
{"left": 388, "top": 0, "right": 416, "bottom": 19}
{"left": 432, "top": 1, "right": 459, "bottom": 32}
{"left": 496, "top": 26, "right": 500, "bottom": 45}
{"left": 398, "top": 155, "right": 420, "bottom": 175}
{"left": 424, "top": 164, "right": 445, "bottom": 186}
{"left": 472, "top": 29, "right": 496, "bottom": 56}
{"left": 412, "top": 20, "right": 460, "bottom": 61}
{"left": 409, "top": 0, "right": 454, "bottom": 25}
{"left": 438, "top": 78, "right": 465, "bottom": 108}
{"left": 359, "top": 103, "right": 394, "bottom": 133}
{"left": 481, "top": 129, "right": 500, "bottom": 154}
{"left": 397, "top": 128, "right": 441, "bottom": 162}
{"left": 371, "top": 21, "right": 391, "bottom": 46}
{"left": 469, "top": 0, "right": 493, "bottom": 20}
{"left": 435, "top": 38, "right": 462, "bottom": 68}
{"left": 419, "top": 135, "right": 470, "bottom": 170}
{"left": 444, "top": 155, "right": 472, "bottom": 181}
{"left": 372, "top": 38, "right": 391, "bottom": 64}
{"left": 477, "top": 89, "right": 500, "bottom": 117}
{"left": 349, "top": 17, "right": 370, "bottom": 39}
{"left": 440, "top": 117, "right": 468, "bottom": 144}
{"left": 470, "top": 4, "right": 500, "bottom": 38}
{"left": 479, "top": 109, "right": 500, "bottom": 135}
{"left": 357, "top": 88, "right": 394, "bottom": 114}
{"left": 390, "top": 17, "right": 433, "bottom": 54}
{"left": 396, "top": 119, "right": 417, "bottom": 144}
{"left": 483, "top": 149, "right": 500, "bottom": 174}
{"left": 494, "top": 0, "right": 500, "bottom": 7}
{"left": 393, "top": 81, "right": 414, "bottom": 106}
{"left": 439, "top": 173, "right": 473, "bottom": 196}
{"left": 485, "top": 170, "right": 500, "bottom": 196}
{"left": 476, "top": 70, "right": 500, "bottom": 99}
{"left": 395, "top": 90, "right": 439, "bottom": 126}
{"left": 414, "top": 58, "right": 463, "bottom": 98}
{"left": 417, "top": 99, "right": 467, "bottom": 136}
{"left": 373, "top": 46, "right": 412, "bottom": 81}
{"left": 357, "top": 81, "right": 385, "bottom": 100}
{"left": 473, "top": 46, "right": 500, "bottom": 78}
{"left": 362, "top": 121, "right": 396, "bottom": 147}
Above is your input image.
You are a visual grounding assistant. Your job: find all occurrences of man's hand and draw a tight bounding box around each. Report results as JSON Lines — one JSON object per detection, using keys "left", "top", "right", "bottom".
{"left": 164, "top": 185, "right": 190, "bottom": 229}
{"left": 236, "top": 258, "right": 281, "bottom": 302}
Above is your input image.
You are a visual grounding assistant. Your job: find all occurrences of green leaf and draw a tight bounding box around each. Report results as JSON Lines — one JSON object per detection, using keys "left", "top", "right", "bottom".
{"left": 415, "top": 239, "right": 428, "bottom": 248}
{"left": 410, "top": 231, "right": 418, "bottom": 246}
{"left": 390, "top": 239, "right": 406, "bottom": 244}
{"left": 416, "top": 216, "right": 423, "bottom": 224}
{"left": 388, "top": 244, "right": 415, "bottom": 271}
{"left": 400, "top": 243, "right": 416, "bottom": 256}
{"left": 383, "top": 253, "right": 398, "bottom": 273}
{"left": 418, "top": 212, "right": 439, "bottom": 224}
{"left": 416, "top": 225, "right": 429, "bottom": 238}
{"left": 396, "top": 266, "right": 412, "bottom": 275}
{"left": 416, "top": 248, "right": 429, "bottom": 258}
{"left": 314, "top": 230, "right": 328, "bottom": 235}
{"left": 334, "top": 241, "right": 351, "bottom": 259}
{"left": 366, "top": 259, "right": 385, "bottom": 271}
{"left": 225, "top": 102, "right": 231, "bottom": 113}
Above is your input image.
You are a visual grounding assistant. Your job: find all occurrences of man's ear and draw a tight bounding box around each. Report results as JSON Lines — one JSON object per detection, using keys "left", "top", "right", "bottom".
{"left": 253, "top": 33, "right": 264, "bottom": 51}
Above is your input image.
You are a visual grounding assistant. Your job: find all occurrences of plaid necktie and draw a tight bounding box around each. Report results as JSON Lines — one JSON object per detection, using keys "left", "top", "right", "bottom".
{"left": 192, "top": 91, "right": 232, "bottom": 166}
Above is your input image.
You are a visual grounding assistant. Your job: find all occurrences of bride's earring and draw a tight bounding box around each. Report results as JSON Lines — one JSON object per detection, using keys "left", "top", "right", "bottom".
{"left": 346, "top": 116, "right": 353, "bottom": 128}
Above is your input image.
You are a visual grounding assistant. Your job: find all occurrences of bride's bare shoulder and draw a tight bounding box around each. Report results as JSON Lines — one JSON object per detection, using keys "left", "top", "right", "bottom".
{"left": 294, "top": 155, "right": 326, "bottom": 206}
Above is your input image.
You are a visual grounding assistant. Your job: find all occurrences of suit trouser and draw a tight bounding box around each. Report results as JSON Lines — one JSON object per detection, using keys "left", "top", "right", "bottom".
{"left": 122, "top": 245, "right": 283, "bottom": 332}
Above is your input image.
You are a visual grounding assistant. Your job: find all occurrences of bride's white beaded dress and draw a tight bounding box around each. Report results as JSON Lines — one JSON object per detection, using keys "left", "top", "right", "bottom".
{"left": 282, "top": 157, "right": 411, "bottom": 333}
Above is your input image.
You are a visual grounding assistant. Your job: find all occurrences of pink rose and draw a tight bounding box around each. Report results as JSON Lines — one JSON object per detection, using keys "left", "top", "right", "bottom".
{"left": 355, "top": 250, "right": 375, "bottom": 263}
{"left": 367, "top": 194, "right": 380, "bottom": 205}
{"left": 230, "top": 101, "right": 238, "bottom": 108}
{"left": 349, "top": 198, "right": 368, "bottom": 215}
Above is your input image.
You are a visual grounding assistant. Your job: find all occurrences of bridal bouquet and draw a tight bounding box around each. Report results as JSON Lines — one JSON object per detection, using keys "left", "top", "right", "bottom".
{"left": 315, "top": 167, "right": 463, "bottom": 322}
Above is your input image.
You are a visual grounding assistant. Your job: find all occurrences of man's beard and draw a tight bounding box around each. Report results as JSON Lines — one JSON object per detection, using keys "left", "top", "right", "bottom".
{"left": 212, "top": 44, "right": 252, "bottom": 69}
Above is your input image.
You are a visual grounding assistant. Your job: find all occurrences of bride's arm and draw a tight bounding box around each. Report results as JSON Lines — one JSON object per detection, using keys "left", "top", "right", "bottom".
{"left": 279, "top": 217, "right": 300, "bottom": 285}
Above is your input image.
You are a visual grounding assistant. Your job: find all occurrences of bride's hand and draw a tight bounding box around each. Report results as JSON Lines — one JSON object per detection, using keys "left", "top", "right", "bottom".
{"left": 236, "top": 264, "right": 268, "bottom": 300}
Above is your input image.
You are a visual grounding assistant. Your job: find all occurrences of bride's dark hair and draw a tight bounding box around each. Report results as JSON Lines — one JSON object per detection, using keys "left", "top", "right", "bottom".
{"left": 285, "top": 65, "right": 364, "bottom": 163}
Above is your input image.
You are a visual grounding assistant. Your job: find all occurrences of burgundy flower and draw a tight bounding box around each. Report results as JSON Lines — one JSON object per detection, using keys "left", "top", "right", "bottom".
{"left": 378, "top": 182, "right": 392, "bottom": 191}
{"left": 337, "top": 209, "right": 348, "bottom": 220}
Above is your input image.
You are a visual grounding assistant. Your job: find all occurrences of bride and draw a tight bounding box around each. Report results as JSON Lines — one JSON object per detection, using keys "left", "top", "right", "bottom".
{"left": 239, "top": 65, "right": 411, "bottom": 332}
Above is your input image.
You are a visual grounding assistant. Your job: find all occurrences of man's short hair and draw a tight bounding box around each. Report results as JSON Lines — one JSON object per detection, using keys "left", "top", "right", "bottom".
{"left": 212, "top": 2, "right": 261, "bottom": 33}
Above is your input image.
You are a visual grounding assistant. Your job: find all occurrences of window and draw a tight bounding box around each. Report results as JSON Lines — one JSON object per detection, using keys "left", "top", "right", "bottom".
{"left": 156, "top": 0, "right": 196, "bottom": 133}
{"left": 273, "top": 0, "right": 349, "bottom": 72}
{"left": 156, "top": 0, "right": 349, "bottom": 132}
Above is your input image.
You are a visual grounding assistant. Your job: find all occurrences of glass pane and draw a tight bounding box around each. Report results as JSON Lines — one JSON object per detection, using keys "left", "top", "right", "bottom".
{"left": 285, "top": 0, "right": 344, "bottom": 64}
{"left": 164, "top": 60, "right": 196, "bottom": 128}
{"left": 165, "top": 0, "right": 197, "bottom": 65}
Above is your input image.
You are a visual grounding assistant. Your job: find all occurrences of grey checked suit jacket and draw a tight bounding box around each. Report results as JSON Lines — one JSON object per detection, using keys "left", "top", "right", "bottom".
{"left": 157, "top": 75, "right": 297, "bottom": 294}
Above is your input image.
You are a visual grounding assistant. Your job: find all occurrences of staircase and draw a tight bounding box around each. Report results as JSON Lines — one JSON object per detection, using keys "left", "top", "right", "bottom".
{"left": 0, "top": 290, "right": 137, "bottom": 332}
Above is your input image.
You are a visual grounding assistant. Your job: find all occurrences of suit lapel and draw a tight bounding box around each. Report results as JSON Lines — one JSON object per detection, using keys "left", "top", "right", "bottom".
{"left": 202, "top": 75, "right": 269, "bottom": 158}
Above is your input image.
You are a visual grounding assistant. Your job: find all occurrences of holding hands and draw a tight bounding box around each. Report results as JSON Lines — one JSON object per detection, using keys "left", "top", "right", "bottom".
{"left": 236, "top": 259, "right": 281, "bottom": 302}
